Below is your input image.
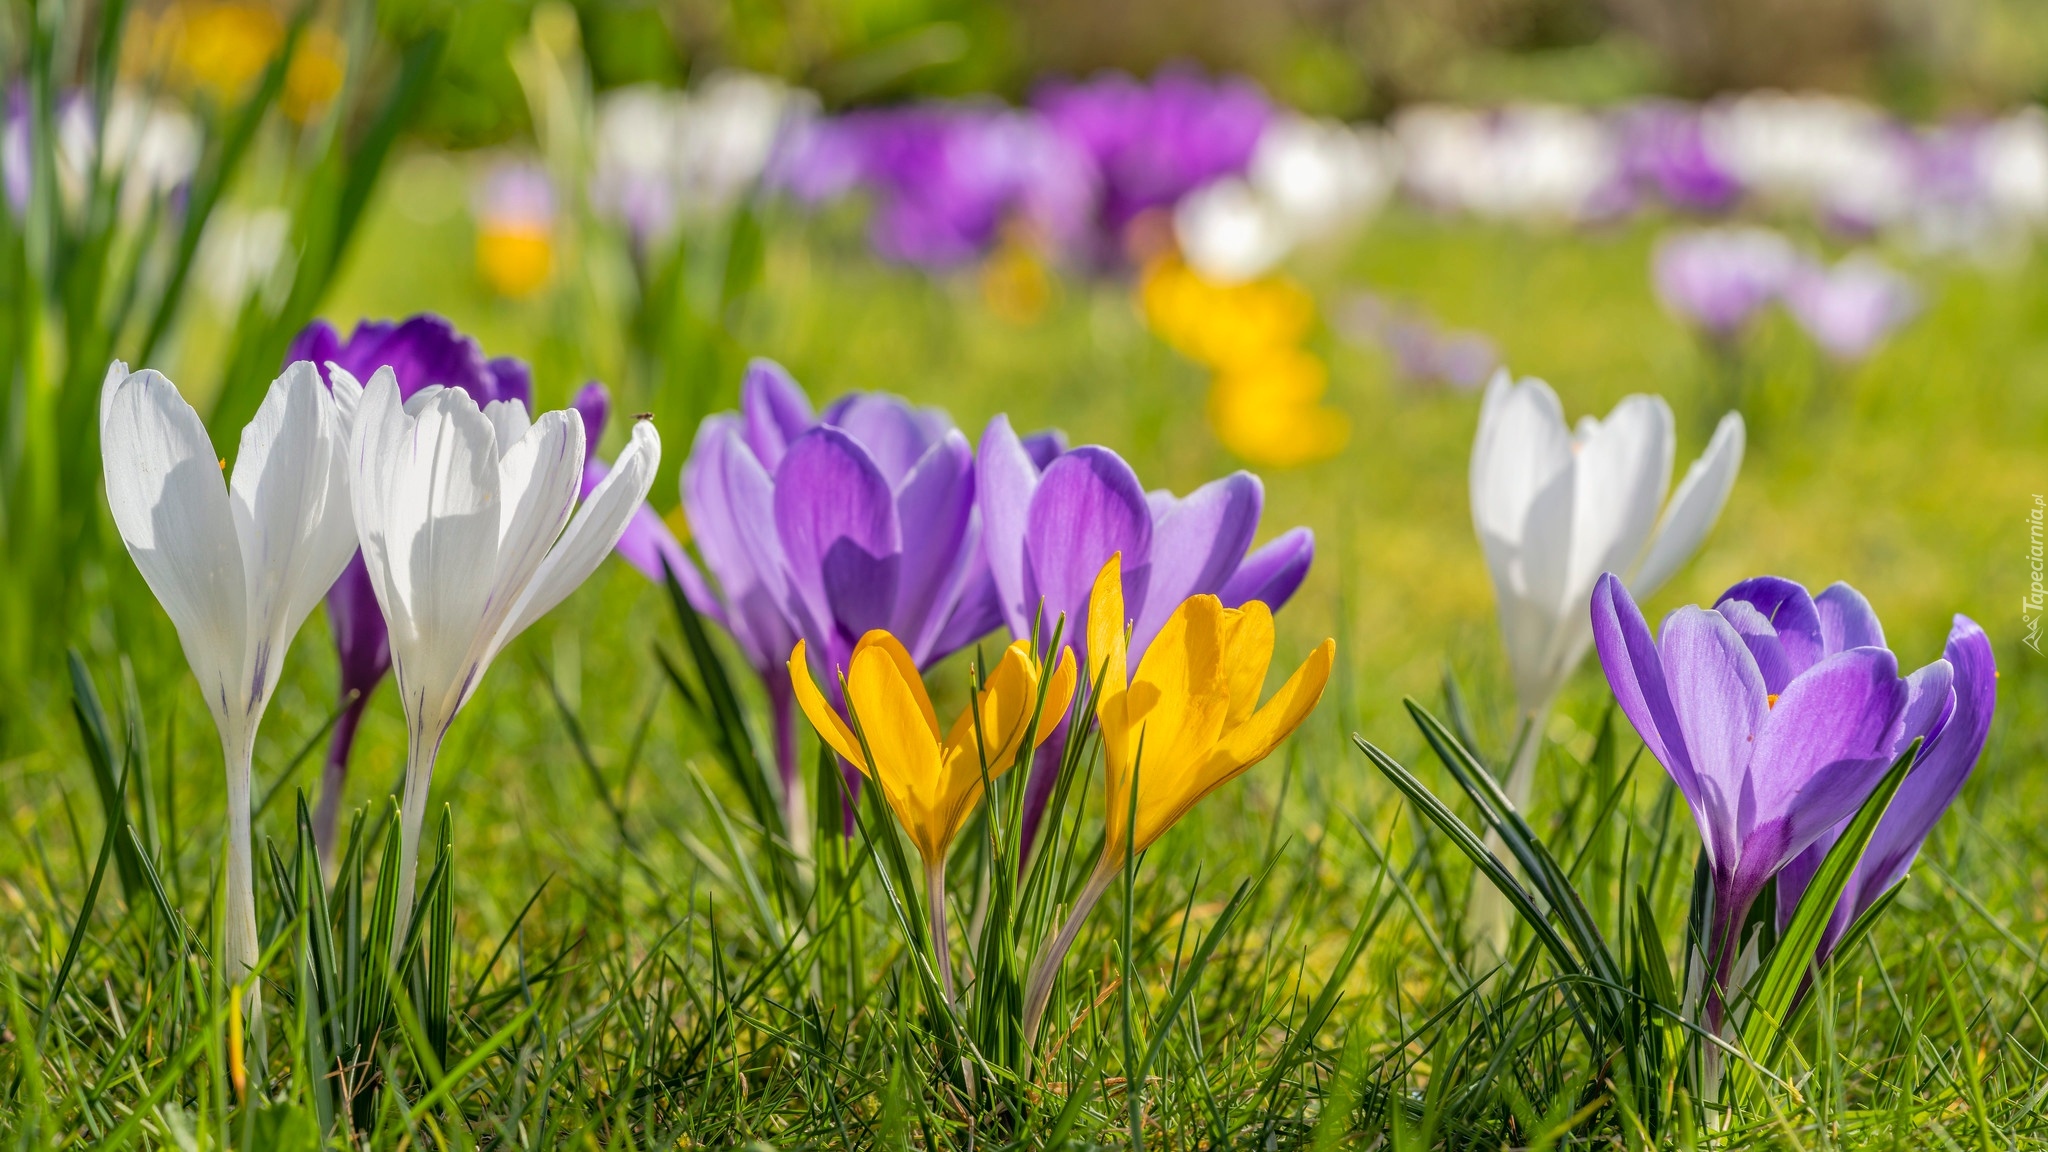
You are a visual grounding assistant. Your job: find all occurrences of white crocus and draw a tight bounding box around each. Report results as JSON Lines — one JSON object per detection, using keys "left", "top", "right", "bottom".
{"left": 345, "top": 367, "right": 660, "bottom": 921}
{"left": 101, "top": 360, "right": 360, "bottom": 990}
{"left": 1470, "top": 370, "right": 1745, "bottom": 807}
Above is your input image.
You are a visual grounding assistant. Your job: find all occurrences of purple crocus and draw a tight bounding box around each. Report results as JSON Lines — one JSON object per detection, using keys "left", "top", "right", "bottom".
{"left": 1034, "top": 68, "right": 1270, "bottom": 254}
{"left": 1614, "top": 101, "right": 1743, "bottom": 213}
{"left": 769, "top": 105, "right": 1095, "bottom": 268}
{"left": 1652, "top": 226, "right": 1798, "bottom": 338}
{"left": 1777, "top": 614, "right": 1994, "bottom": 961}
{"left": 681, "top": 360, "right": 1031, "bottom": 827}
{"left": 976, "top": 414, "right": 1314, "bottom": 850}
{"left": 1591, "top": 572, "right": 1953, "bottom": 1025}
{"left": 1783, "top": 254, "right": 1919, "bottom": 362}
{"left": 288, "top": 315, "right": 534, "bottom": 856}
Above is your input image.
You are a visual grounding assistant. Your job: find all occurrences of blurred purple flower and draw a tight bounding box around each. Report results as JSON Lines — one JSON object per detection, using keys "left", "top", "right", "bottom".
{"left": 1615, "top": 100, "right": 1743, "bottom": 212}
{"left": 1336, "top": 293, "right": 1498, "bottom": 392}
{"left": 1652, "top": 226, "right": 1798, "bottom": 337}
{"left": 1034, "top": 68, "right": 1270, "bottom": 249}
{"left": 288, "top": 315, "right": 533, "bottom": 855}
{"left": 770, "top": 105, "right": 1095, "bottom": 267}
{"left": 683, "top": 360, "right": 1042, "bottom": 827}
{"left": 977, "top": 413, "right": 1314, "bottom": 851}
{"left": 1592, "top": 573, "right": 1953, "bottom": 1027}
{"left": 1777, "top": 613, "right": 1993, "bottom": 963}
{"left": 1784, "top": 254, "right": 1919, "bottom": 361}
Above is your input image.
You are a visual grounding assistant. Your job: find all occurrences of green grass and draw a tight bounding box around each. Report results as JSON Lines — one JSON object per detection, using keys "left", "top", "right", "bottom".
{"left": 5, "top": 168, "right": 2048, "bottom": 1147}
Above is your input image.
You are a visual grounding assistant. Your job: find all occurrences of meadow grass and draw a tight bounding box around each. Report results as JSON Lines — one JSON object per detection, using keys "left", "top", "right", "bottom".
{"left": 4, "top": 176, "right": 2047, "bottom": 1148}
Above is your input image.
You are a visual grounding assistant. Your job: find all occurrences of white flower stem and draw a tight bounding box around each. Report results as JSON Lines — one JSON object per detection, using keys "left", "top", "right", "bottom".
{"left": 1471, "top": 707, "right": 1547, "bottom": 967}
{"left": 222, "top": 729, "right": 260, "bottom": 1013}
{"left": 1021, "top": 856, "right": 1118, "bottom": 1068}
{"left": 389, "top": 724, "right": 443, "bottom": 964}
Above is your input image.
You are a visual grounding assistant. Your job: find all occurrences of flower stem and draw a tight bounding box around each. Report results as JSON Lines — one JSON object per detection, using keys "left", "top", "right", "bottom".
{"left": 1471, "top": 708, "right": 1547, "bottom": 967}
{"left": 1021, "top": 856, "right": 1117, "bottom": 1068}
{"left": 926, "top": 860, "right": 955, "bottom": 1004}
{"left": 389, "top": 723, "right": 442, "bottom": 964}
{"left": 222, "top": 730, "right": 260, "bottom": 1011}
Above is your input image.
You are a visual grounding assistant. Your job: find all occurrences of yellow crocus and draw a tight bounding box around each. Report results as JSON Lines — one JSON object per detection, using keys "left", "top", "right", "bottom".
{"left": 1023, "top": 553, "right": 1333, "bottom": 1043}
{"left": 791, "top": 630, "right": 1076, "bottom": 997}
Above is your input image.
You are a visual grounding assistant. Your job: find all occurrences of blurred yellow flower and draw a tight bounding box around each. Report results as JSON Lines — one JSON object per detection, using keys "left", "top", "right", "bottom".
{"left": 1209, "top": 350, "right": 1352, "bottom": 467}
{"left": 1087, "top": 553, "right": 1333, "bottom": 861}
{"left": 1140, "top": 256, "right": 1314, "bottom": 371}
{"left": 474, "top": 161, "right": 557, "bottom": 299}
{"left": 130, "top": 3, "right": 344, "bottom": 122}
{"left": 283, "top": 29, "right": 347, "bottom": 122}
{"left": 476, "top": 227, "right": 554, "bottom": 298}
{"left": 981, "top": 226, "right": 1054, "bottom": 325}
{"left": 791, "top": 633, "right": 1076, "bottom": 869}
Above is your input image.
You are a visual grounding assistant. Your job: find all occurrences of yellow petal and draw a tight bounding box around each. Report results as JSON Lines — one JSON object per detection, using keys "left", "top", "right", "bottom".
{"left": 852, "top": 630, "right": 938, "bottom": 741}
{"left": 847, "top": 643, "right": 949, "bottom": 864}
{"left": 1121, "top": 596, "right": 1235, "bottom": 853}
{"left": 1217, "top": 602, "right": 1274, "bottom": 729}
{"left": 1038, "top": 646, "right": 1078, "bottom": 745}
{"left": 789, "top": 641, "right": 864, "bottom": 770}
{"left": 1140, "top": 638, "right": 1334, "bottom": 852}
{"left": 1089, "top": 554, "right": 1134, "bottom": 840}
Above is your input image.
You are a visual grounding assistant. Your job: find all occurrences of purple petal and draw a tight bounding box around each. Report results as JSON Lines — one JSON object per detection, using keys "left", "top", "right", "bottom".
{"left": 1714, "top": 598, "right": 1802, "bottom": 696}
{"left": 326, "top": 552, "right": 391, "bottom": 700}
{"left": 928, "top": 532, "right": 1006, "bottom": 660}
{"left": 823, "top": 392, "right": 953, "bottom": 486}
{"left": 890, "top": 430, "right": 977, "bottom": 663}
{"left": 572, "top": 382, "right": 610, "bottom": 459}
{"left": 287, "top": 321, "right": 344, "bottom": 380}
{"left": 482, "top": 355, "right": 533, "bottom": 408}
{"left": 740, "top": 358, "right": 815, "bottom": 472}
{"left": 1815, "top": 581, "right": 1886, "bottom": 656}
{"left": 682, "top": 417, "right": 790, "bottom": 669}
{"left": 1716, "top": 576, "right": 1822, "bottom": 679}
{"left": 1738, "top": 647, "right": 1905, "bottom": 888}
{"left": 1021, "top": 429, "right": 1068, "bottom": 469}
{"left": 774, "top": 427, "right": 903, "bottom": 658}
{"left": 1023, "top": 446, "right": 1152, "bottom": 662}
{"left": 1131, "top": 472, "right": 1262, "bottom": 657}
{"left": 347, "top": 314, "right": 494, "bottom": 398}
{"left": 1660, "top": 603, "right": 1769, "bottom": 867}
{"left": 1220, "top": 527, "right": 1314, "bottom": 611}
{"left": 976, "top": 415, "right": 1042, "bottom": 639}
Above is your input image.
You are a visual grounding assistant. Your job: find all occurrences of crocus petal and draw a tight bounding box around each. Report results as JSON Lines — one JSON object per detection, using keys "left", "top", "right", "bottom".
{"left": 1469, "top": 372, "right": 1570, "bottom": 564}
{"left": 683, "top": 417, "right": 789, "bottom": 665}
{"left": 1025, "top": 446, "right": 1152, "bottom": 658}
{"left": 1564, "top": 394, "right": 1674, "bottom": 608}
{"left": 1630, "top": 410, "right": 1744, "bottom": 597}
{"left": 1716, "top": 576, "right": 1822, "bottom": 679}
{"left": 1132, "top": 472, "right": 1262, "bottom": 656}
{"left": 790, "top": 639, "right": 865, "bottom": 767}
{"left": 1219, "top": 527, "right": 1313, "bottom": 612}
{"left": 571, "top": 381, "right": 610, "bottom": 452}
{"left": 482, "top": 356, "right": 533, "bottom": 408}
{"left": 851, "top": 630, "right": 938, "bottom": 740}
{"left": 1659, "top": 604, "right": 1768, "bottom": 866}
{"left": 1590, "top": 574, "right": 1704, "bottom": 823}
{"left": 976, "top": 414, "right": 1040, "bottom": 638}
{"left": 1738, "top": 647, "right": 1905, "bottom": 884}
{"left": 846, "top": 640, "right": 948, "bottom": 862}
{"left": 1815, "top": 581, "right": 1886, "bottom": 655}
{"left": 497, "top": 420, "right": 661, "bottom": 653}
{"left": 890, "top": 430, "right": 976, "bottom": 662}
{"left": 1088, "top": 553, "right": 1132, "bottom": 774}
{"left": 1124, "top": 595, "right": 1235, "bottom": 831}
{"left": 101, "top": 366, "right": 248, "bottom": 724}
{"left": 775, "top": 427, "right": 903, "bottom": 656}
{"left": 1197, "top": 636, "right": 1334, "bottom": 805}
{"left": 740, "top": 358, "right": 814, "bottom": 471}
{"left": 1714, "top": 599, "right": 1802, "bottom": 695}
{"left": 487, "top": 410, "right": 586, "bottom": 647}
{"left": 1218, "top": 601, "right": 1274, "bottom": 728}
{"left": 823, "top": 393, "right": 948, "bottom": 486}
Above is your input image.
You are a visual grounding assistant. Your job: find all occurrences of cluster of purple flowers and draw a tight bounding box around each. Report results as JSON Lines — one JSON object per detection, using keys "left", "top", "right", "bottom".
{"left": 1653, "top": 226, "right": 1921, "bottom": 361}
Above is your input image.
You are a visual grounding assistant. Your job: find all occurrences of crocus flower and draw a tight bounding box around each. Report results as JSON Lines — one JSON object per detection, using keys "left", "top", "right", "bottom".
{"left": 1612, "top": 100, "right": 1742, "bottom": 213}
{"left": 592, "top": 72, "right": 810, "bottom": 249}
{"left": 681, "top": 361, "right": 1012, "bottom": 828}
{"left": 1021, "top": 553, "right": 1332, "bottom": 1042}
{"left": 346, "top": 365, "right": 661, "bottom": 923}
{"left": 474, "top": 159, "right": 555, "bottom": 298}
{"left": 287, "top": 315, "right": 533, "bottom": 858}
{"left": 977, "top": 412, "right": 1315, "bottom": 850}
{"left": 1471, "top": 372, "right": 1745, "bottom": 794}
{"left": 1171, "top": 115, "right": 1398, "bottom": 284}
{"left": 1777, "top": 613, "right": 1994, "bottom": 961}
{"left": 1783, "top": 253, "right": 1919, "bottom": 362}
{"left": 1702, "top": 93, "right": 1913, "bottom": 232}
{"left": 791, "top": 632, "right": 1075, "bottom": 995}
{"left": 1652, "top": 226, "right": 1799, "bottom": 338}
{"left": 1591, "top": 573, "right": 1953, "bottom": 1025}
{"left": 101, "top": 360, "right": 360, "bottom": 990}
{"left": 1034, "top": 68, "right": 1270, "bottom": 253}
{"left": 1394, "top": 103, "right": 1618, "bottom": 223}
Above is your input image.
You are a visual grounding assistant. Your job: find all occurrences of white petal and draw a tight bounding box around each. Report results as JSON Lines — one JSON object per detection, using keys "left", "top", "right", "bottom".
{"left": 1469, "top": 372, "right": 1571, "bottom": 552}
{"left": 324, "top": 361, "right": 364, "bottom": 433}
{"left": 101, "top": 368, "right": 247, "bottom": 728}
{"left": 482, "top": 408, "right": 583, "bottom": 644}
{"left": 485, "top": 398, "right": 533, "bottom": 457}
{"left": 1563, "top": 394, "right": 1673, "bottom": 606}
{"left": 99, "top": 359, "right": 131, "bottom": 430}
{"left": 403, "top": 384, "right": 447, "bottom": 416}
{"left": 1631, "top": 410, "right": 1746, "bottom": 597}
{"left": 228, "top": 363, "right": 358, "bottom": 716}
{"left": 490, "top": 419, "right": 662, "bottom": 671}
{"left": 348, "top": 367, "right": 408, "bottom": 642}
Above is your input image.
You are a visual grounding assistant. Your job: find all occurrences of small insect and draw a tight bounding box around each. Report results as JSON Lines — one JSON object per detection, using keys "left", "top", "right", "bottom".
{"left": 634, "top": 411, "right": 654, "bottom": 421}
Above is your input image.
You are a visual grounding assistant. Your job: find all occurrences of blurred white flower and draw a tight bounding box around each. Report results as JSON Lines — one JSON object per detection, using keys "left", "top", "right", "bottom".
{"left": 198, "top": 207, "right": 293, "bottom": 310}
{"left": 1173, "top": 114, "right": 1396, "bottom": 282}
{"left": 593, "top": 72, "right": 814, "bottom": 246}
{"left": 1396, "top": 104, "right": 1617, "bottom": 222}
{"left": 58, "top": 90, "right": 201, "bottom": 220}
{"left": 1703, "top": 92, "right": 1912, "bottom": 230}
{"left": 1977, "top": 108, "right": 2048, "bottom": 228}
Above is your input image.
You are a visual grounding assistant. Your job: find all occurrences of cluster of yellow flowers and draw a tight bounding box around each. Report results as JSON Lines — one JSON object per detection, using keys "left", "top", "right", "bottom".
{"left": 1139, "top": 256, "right": 1350, "bottom": 468}
{"left": 125, "top": 1, "right": 345, "bottom": 123}
{"left": 791, "top": 555, "right": 1333, "bottom": 1035}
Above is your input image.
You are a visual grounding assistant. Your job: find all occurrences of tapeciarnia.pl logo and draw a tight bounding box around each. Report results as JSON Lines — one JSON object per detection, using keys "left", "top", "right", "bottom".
{"left": 2027, "top": 494, "right": 2045, "bottom": 654}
